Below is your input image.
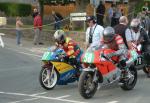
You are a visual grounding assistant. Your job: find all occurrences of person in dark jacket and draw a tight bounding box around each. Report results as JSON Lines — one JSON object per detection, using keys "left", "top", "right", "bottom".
{"left": 52, "top": 11, "right": 63, "bottom": 30}
{"left": 96, "top": 1, "right": 105, "bottom": 26}
{"left": 114, "top": 16, "right": 129, "bottom": 48}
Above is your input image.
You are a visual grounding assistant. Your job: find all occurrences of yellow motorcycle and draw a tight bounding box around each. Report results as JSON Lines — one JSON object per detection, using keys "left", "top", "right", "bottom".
{"left": 39, "top": 46, "right": 81, "bottom": 90}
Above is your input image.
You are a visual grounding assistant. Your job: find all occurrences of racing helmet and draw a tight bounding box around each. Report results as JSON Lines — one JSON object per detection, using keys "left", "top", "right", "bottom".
{"left": 130, "top": 19, "right": 140, "bottom": 32}
{"left": 103, "top": 26, "right": 115, "bottom": 43}
{"left": 54, "top": 30, "right": 65, "bottom": 44}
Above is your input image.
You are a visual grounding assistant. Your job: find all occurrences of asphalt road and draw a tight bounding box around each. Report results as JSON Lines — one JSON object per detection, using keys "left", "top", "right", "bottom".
{"left": 0, "top": 38, "right": 150, "bottom": 103}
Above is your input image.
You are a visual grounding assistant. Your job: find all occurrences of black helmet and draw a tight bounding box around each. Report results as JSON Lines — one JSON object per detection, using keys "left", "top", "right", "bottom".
{"left": 103, "top": 26, "right": 115, "bottom": 43}
{"left": 86, "top": 16, "right": 96, "bottom": 23}
{"left": 54, "top": 30, "right": 65, "bottom": 44}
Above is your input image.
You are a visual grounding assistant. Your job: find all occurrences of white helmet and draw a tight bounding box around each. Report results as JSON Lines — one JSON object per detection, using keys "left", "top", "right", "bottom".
{"left": 130, "top": 19, "right": 140, "bottom": 32}
{"left": 54, "top": 30, "right": 65, "bottom": 44}
{"left": 130, "top": 19, "right": 140, "bottom": 28}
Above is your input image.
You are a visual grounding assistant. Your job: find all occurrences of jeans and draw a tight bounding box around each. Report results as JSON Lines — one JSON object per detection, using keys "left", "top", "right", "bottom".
{"left": 55, "top": 21, "right": 61, "bottom": 30}
{"left": 16, "top": 30, "right": 22, "bottom": 45}
{"left": 33, "top": 28, "right": 41, "bottom": 44}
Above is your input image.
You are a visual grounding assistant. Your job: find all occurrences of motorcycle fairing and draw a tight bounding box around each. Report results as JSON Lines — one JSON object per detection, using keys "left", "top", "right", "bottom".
{"left": 57, "top": 69, "right": 77, "bottom": 85}
{"left": 51, "top": 62, "right": 74, "bottom": 74}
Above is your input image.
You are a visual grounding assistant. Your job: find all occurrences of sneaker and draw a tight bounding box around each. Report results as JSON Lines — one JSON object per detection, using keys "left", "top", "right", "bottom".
{"left": 19, "top": 43, "right": 22, "bottom": 46}
{"left": 39, "top": 42, "right": 44, "bottom": 45}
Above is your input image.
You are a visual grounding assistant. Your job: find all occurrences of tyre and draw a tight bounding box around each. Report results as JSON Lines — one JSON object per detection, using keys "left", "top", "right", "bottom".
{"left": 78, "top": 71, "right": 98, "bottom": 99}
{"left": 39, "top": 66, "right": 58, "bottom": 90}
{"left": 143, "top": 66, "right": 149, "bottom": 74}
{"left": 120, "top": 66, "right": 137, "bottom": 90}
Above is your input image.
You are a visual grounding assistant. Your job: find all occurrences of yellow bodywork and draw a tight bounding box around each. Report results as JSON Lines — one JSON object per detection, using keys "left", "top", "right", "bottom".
{"left": 51, "top": 62, "right": 74, "bottom": 74}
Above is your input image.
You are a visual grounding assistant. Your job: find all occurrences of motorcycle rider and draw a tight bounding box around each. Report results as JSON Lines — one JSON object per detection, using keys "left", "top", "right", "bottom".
{"left": 125, "top": 18, "right": 150, "bottom": 77}
{"left": 101, "top": 26, "right": 137, "bottom": 78}
{"left": 54, "top": 30, "right": 83, "bottom": 72}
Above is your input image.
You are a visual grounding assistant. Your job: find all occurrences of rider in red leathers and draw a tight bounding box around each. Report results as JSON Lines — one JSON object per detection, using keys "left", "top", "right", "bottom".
{"left": 100, "top": 27, "right": 137, "bottom": 78}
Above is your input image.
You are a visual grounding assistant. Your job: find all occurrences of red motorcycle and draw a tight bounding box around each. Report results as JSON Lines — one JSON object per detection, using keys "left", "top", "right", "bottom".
{"left": 78, "top": 48, "right": 137, "bottom": 99}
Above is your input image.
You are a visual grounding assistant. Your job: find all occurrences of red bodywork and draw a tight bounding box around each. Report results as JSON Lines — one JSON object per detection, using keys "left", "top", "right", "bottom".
{"left": 82, "top": 49, "right": 119, "bottom": 76}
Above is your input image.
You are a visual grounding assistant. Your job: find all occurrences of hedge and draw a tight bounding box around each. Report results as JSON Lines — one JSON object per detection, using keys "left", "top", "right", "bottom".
{"left": 0, "top": 2, "right": 32, "bottom": 17}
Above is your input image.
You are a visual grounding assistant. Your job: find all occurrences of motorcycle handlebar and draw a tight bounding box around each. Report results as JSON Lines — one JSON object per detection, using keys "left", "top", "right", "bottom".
{"left": 100, "top": 53, "right": 115, "bottom": 64}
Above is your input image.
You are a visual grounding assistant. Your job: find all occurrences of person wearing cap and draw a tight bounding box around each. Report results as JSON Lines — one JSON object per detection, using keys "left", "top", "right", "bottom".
{"left": 85, "top": 16, "right": 104, "bottom": 51}
{"left": 114, "top": 16, "right": 129, "bottom": 48}
{"left": 53, "top": 30, "right": 83, "bottom": 72}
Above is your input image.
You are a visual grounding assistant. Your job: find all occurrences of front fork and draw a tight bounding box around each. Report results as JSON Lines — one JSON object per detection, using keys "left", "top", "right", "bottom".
{"left": 42, "top": 63, "right": 55, "bottom": 79}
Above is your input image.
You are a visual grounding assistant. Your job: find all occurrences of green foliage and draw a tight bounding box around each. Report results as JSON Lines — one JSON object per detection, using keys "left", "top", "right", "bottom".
{"left": 134, "top": 1, "right": 145, "bottom": 15}
{"left": 0, "top": 2, "right": 31, "bottom": 17}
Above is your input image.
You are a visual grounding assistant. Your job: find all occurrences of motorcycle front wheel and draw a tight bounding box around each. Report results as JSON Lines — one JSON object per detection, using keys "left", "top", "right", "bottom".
{"left": 78, "top": 71, "right": 98, "bottom": 99}
{"left": 39, "top": 66, "right": 58, "bottom": 90}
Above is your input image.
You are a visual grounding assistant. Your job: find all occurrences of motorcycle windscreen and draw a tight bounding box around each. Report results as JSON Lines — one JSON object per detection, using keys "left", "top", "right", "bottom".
{"left": 42, "top": 52, "right": 54, "bottom": 61}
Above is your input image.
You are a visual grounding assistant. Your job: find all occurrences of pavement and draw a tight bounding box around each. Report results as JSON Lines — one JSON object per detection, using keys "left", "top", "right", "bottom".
{"left": 0, "top": 36, "right": 150, "bottom": 103}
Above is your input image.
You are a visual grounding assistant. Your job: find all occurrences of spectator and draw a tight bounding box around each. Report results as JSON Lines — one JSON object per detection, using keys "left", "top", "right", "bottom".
{"left": 142, "top": 2, "right": 149, "bottom": 12}
{"left": 107, "top": 3, "right": 114, "bottom": 25}
{"left": 111, "top": 5, "right": 122, "bottom": 27}
{"left": 114, "top": 16, "right": 129, "bottom": 48}
{"left": 32, "top": 8, "right": 38, "bottom": 18}
{"left": 16, "top": 17, "right": 23, "bottom": 46}
{"left": 85, "top": 16, "right": 104, "bottom": 51}
{"left": 96, "top": 1, "right": 105, "bottom": 26}
{"left": 52, "top": 11, "right": 63, "bottom": 30}
{"left": 33, "top": 12, "right": 43, "bottom": 45}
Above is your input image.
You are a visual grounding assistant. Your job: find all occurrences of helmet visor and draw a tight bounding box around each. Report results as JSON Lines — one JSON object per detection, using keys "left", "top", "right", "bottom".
{"left": 131, "top": 26, "right": 139, "bottom": 32}
{"left": 103, "top": 35, "right": 114, "bottom": 44}
{"left": 55, "top": 35, "right": 65, "bottom": 44}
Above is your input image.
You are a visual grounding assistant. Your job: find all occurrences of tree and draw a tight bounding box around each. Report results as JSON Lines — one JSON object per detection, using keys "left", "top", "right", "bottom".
{"left": 38, "top": 0, "right": 44, "bottom": 19}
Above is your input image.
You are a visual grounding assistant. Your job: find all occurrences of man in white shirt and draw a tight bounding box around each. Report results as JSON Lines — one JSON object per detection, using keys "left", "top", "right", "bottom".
{"left": 85, "top": 16, "right": 104, "bottom": 51}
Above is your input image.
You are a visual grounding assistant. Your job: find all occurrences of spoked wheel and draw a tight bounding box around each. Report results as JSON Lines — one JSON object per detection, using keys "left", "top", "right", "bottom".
{"left": 78, "top": 71, "right": 98, "bottom": 99}
{"left": 39, "top": 65, "right": 58, "bottom": 90}
{"left": 120, "top": 66, "right": 137, "bottom": 90}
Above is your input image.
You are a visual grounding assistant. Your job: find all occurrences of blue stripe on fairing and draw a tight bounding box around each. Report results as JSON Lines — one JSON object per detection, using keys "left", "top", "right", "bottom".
{"left": 57, "top": 69, "right": 78, "bottom": 85}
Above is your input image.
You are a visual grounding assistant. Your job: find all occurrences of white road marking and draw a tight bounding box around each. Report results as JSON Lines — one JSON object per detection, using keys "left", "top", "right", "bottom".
{"left": 0, "top": 35, "right": 5, "bottom": 48}
{"left": 18, "top": 51, "right": 42, "bottom": 57}
{"left": 0, "top": 91, "right": 87, "bottom": 103}
{"left": 6, "top": 47, "right": 42, "bottom": 58}
{"left": 56, "top": 95, "right": 71, "bottom": 99}
{"left": 107, "top": 101, "right": 119, "bottom": 103}
{"left": 30, "top": 92, "right": 47, "bottom": 96}
{"left": 9, "top": 98, "right": 39, "bottom": 103}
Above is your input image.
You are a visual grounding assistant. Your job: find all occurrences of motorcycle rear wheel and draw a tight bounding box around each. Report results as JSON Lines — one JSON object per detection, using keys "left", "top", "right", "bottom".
{"left": 39, "top": 66, "right": 58, "bottom": 90}
{"left": 120, "top": 66, "right": 137, "bottom": 90}
{"left": 143, "top": 66, "right": 149, "bottom": 74}
{"left": 78, "top": 71, "right": 98, "bottom": 99}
